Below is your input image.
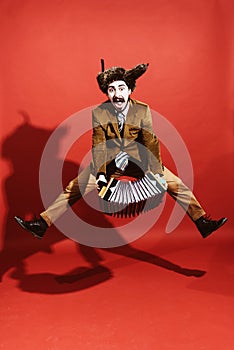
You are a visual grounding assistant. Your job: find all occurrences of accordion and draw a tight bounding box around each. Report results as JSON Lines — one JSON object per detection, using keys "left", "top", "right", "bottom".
{"left": 98, "top": 172, "right": 167, "bottom": 218}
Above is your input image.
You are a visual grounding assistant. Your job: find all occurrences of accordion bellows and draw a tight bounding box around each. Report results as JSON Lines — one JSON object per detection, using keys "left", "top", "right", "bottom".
{"left": 98, "top": 172, "right": 167, "bottom": 218}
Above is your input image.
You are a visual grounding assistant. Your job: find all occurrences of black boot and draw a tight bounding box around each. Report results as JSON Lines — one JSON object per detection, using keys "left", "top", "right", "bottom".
{"left": 14, "top": 216, "right": 48, "bottom": 239}
{"left": 195, "top": 215, "right": 227, "bottom": 238}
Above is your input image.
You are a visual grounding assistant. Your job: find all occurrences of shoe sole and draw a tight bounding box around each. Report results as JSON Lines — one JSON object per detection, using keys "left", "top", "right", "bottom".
{"left": 14, "top": 216, "right": 43, "bottom": 239}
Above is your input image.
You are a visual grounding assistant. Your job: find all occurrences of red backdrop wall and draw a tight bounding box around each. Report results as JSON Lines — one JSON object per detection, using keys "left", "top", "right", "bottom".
{"left": 0, "top": 0, "right": 233, "bottom": 247}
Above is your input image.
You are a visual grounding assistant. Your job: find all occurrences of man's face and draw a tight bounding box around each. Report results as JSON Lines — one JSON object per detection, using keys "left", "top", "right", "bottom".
{"left": 107, "top": 80, "right": 131, "bottom": 111}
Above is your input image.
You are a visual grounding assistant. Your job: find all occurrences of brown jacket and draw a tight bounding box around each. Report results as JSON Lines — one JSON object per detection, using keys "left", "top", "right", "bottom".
{"left": 92, "top": 99, "right": 163, "bottom": 178}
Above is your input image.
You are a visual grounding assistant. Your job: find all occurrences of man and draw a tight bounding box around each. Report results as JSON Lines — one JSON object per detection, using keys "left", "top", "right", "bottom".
{"left": 15, "top": 62, "right": 227, "bottom": 239}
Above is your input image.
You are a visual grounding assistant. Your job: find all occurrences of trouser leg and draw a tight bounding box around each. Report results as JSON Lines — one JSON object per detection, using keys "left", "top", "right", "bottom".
{"left": 40, "top": 165, "right": 96, "bottom": 226}
{"left": 163, "top": 167, "right": 205, "bottom": 221}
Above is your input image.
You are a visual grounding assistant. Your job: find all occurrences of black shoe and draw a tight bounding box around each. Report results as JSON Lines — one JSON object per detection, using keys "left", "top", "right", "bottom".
{"left": 195, "top": 215, "right": 228, "bottom": 238}
{"left": 14, "top": 216, "right": 48, "bottom": 239}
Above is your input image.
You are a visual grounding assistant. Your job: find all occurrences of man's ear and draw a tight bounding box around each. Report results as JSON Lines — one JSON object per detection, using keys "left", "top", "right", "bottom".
{"left": 128, "top": 89, "right": 132, "bottom": 96}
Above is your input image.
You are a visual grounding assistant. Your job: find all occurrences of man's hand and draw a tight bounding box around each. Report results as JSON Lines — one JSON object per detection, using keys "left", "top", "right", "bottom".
{"left": 96, "top": 174, "right": 107, "bottom": 192}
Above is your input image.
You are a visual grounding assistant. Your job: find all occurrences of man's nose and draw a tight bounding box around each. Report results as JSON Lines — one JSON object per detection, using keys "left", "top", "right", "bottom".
{"left": 114, "top": 89, "right": 121, "bottom": 97}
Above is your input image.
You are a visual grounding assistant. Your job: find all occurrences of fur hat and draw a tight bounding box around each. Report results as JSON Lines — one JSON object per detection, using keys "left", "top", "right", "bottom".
{"left": 97, "top": 59, "right": 149, "bottom": 94}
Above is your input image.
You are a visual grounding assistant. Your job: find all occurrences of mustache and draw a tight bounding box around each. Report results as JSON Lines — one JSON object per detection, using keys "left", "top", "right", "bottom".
{"left": 113, "top": 97, "right": 125, "bottom": 103}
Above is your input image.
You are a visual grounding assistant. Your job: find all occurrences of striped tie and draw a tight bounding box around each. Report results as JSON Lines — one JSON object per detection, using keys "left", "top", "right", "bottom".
{"left": 115, "top": 111, "right": 129, "bottom": 170}
{"left": 115, "top": 151, "right": 130, "bottom": 171}
{"left": 117, "top": 112, "right": 125, "bottom": 132}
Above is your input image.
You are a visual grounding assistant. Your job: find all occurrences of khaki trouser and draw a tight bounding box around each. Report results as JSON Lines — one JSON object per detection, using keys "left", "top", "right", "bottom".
{"left": 40, "top": 165, "right": 205, "bottom": 227}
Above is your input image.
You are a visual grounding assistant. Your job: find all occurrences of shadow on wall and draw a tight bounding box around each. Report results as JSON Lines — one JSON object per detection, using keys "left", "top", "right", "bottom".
{"left": 0, "top": 111, "right": 79, "bottom": 280}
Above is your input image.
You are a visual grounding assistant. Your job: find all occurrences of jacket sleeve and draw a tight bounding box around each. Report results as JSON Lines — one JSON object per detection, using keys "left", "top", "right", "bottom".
{"left": 92, "top": 110, "right": 107, "bottom": 178}
{"left": 140, "top": 106, "right": 163, "bottom": 175}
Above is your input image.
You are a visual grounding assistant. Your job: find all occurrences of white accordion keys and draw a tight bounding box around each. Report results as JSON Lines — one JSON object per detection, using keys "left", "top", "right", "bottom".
{"left": 98, "top": 172, "right": 167, "bottom": 217}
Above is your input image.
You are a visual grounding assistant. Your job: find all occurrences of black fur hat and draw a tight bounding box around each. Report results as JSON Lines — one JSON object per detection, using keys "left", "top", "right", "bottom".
{"left": 97, "top": 60, "right": 149, "bottom": 94}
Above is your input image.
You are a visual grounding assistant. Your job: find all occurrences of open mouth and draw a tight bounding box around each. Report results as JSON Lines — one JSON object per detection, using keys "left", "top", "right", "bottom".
{"left": 112, "top": 97, "right": 126, "bottom": 110}
{"left": 113, "top": 98, "right": 125, "bottom": 108}
{"left": 113, "top": 101, "right": 125, "bottom": 110}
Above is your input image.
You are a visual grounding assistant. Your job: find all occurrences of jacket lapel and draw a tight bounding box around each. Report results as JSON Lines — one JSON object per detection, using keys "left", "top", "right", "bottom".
{"left": 123, "top": 100, "right": 136, "bottom": 137}
{"left": 106, "top": 107, "right": 121, "bottom": 139}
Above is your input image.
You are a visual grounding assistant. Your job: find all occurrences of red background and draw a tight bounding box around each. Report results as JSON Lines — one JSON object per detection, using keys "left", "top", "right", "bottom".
{"left": 1, "top": 0, "right": 233, "bottom": 237}
{"left": 0, "top": 1, "right": 233, "bottom": 349}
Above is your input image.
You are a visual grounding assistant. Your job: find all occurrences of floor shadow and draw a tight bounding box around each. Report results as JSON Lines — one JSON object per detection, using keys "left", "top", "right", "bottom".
{"left": 9, "top": 242, "right": 206, "bottom": 295}
{"left": 10, "top": 262, "right": 113, "bottom": 294}
{"left": 104, "top": 244, "right": 206, "bottom": 277}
